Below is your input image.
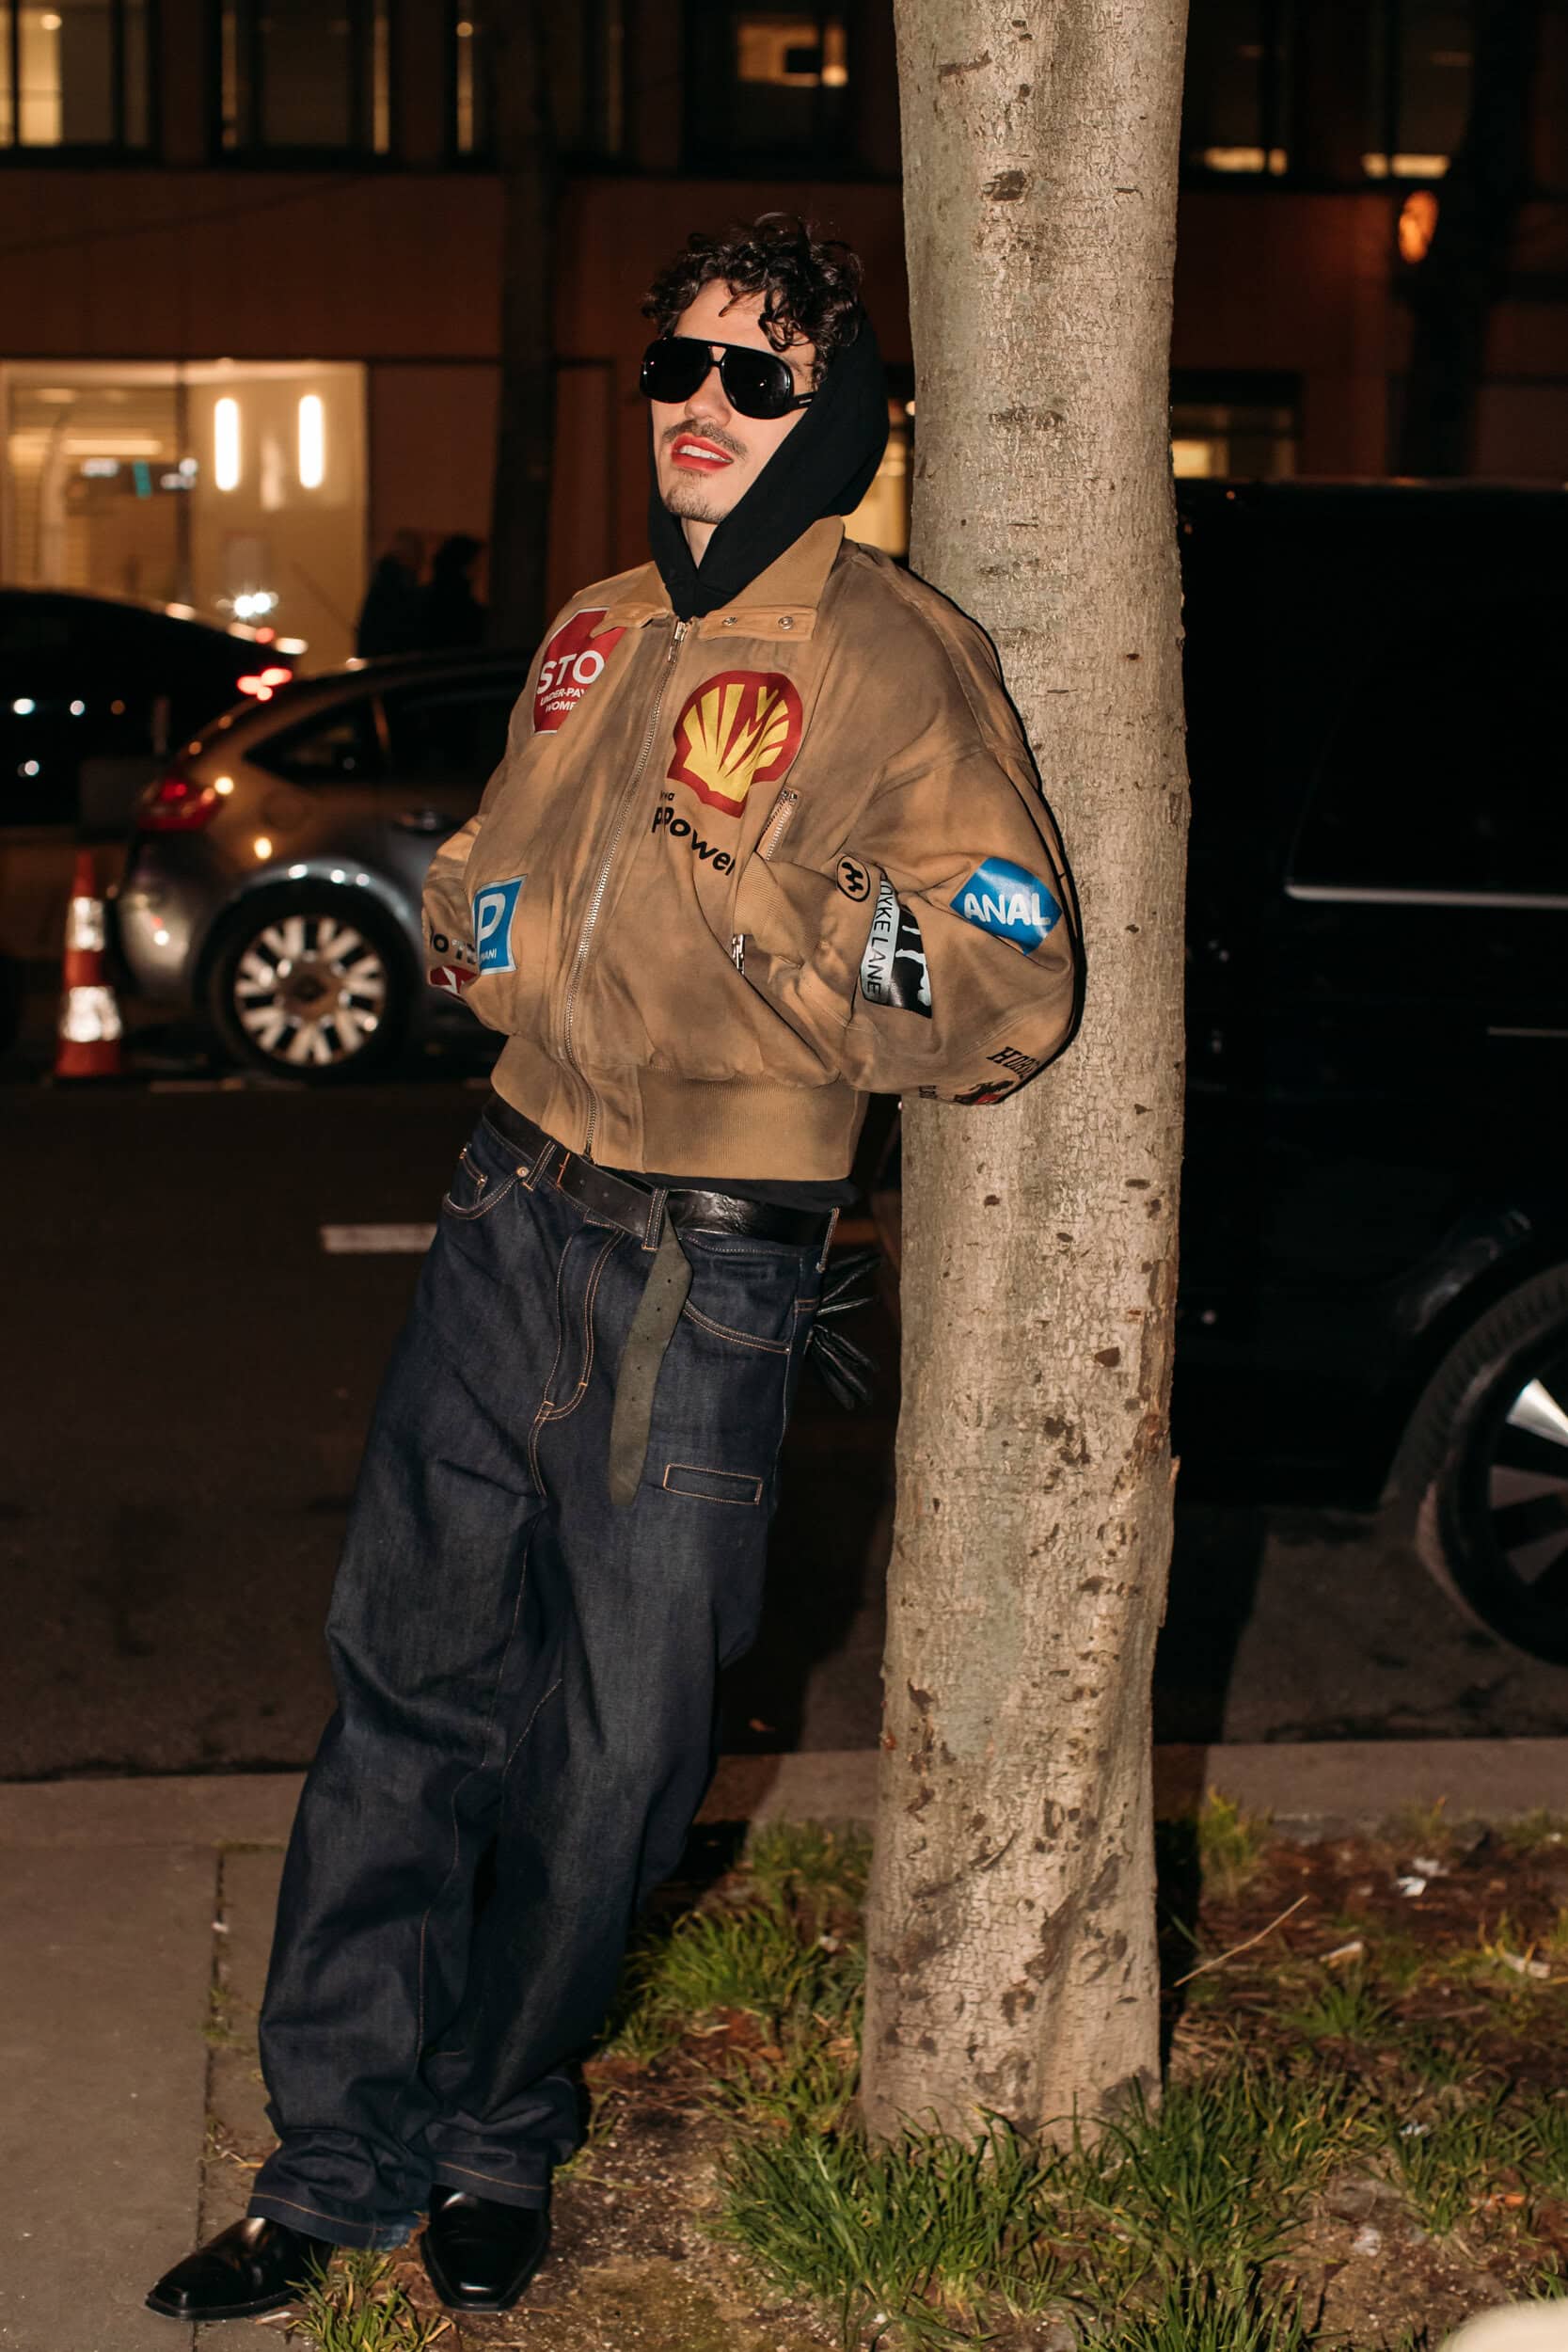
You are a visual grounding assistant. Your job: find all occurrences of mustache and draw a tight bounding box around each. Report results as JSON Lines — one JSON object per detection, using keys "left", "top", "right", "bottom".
{"left": 660, "top": 421, "right": 746, "bottom": 460}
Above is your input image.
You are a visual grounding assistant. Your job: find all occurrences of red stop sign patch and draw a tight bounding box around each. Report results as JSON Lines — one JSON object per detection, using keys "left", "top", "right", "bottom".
{"left": 533, "top": 608, "right": 626, "bottom": 734}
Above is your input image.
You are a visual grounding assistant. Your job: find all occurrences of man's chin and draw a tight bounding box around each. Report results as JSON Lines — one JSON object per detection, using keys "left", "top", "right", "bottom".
{"left": 660, "top": 476, "right": 738, "bottom": 527}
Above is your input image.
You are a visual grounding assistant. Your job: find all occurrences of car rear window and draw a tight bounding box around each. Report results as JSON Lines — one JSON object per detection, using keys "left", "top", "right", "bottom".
{"left": 380, "top": 681, "right": 522, "bottom": 784}
{"left": 1290, "top": 600, "right": 1567, "bottom": 899}
{"left": 251, "top": 698, "right": 380, "bottom": 785}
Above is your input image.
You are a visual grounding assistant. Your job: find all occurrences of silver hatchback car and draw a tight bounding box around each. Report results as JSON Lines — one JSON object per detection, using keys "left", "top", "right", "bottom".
{"left": 114, "top": 652, "right": 527, "bottom": 1080}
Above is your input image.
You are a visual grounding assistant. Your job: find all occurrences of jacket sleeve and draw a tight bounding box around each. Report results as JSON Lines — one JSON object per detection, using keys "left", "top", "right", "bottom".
{"left": 420, "top": 660, "right": 541, "bottom": 1000}
{"left": 729, "top": 732, "right": 1082, "bottom": 1104}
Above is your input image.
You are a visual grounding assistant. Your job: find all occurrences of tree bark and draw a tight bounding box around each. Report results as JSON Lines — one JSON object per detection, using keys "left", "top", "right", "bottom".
{"left": 485, "top": 0, "right": 558, "bottom": 650}
{"left": 862, "top": 0, "right": 1191, "bottom": 2140}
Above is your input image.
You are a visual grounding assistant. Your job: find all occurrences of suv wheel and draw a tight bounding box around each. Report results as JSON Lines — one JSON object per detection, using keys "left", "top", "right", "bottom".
{"left": 207, "top": 887, "right": 409, "bottom": 1083}
{"left": 1389, "top": 1265, "right": 1568, "bottom": 1663}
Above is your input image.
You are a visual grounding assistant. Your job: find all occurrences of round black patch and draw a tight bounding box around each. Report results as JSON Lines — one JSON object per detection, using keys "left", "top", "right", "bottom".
{"left": 836, "top": 856, "right": 871, "bottom": 903}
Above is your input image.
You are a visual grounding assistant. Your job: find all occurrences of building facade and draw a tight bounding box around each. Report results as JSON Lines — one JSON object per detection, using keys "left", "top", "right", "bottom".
{"left": 2, "top": 0, "right": 1565, "bottom": 667}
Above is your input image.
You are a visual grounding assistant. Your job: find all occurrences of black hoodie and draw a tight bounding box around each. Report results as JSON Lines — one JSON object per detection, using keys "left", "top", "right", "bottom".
{"left": 646, "top": 307, "right": 890, "bottom": 622}
{"left": 622, "top": 305, "right": 891, "bottom": 1205}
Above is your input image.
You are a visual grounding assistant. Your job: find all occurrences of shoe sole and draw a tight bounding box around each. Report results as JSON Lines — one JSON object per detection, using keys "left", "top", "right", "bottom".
{"left": 419, "top": 2229, "right": 547, "bottom": 2314}
{"left": 145, "top": 2285, "right": 306, "bottom": 2322}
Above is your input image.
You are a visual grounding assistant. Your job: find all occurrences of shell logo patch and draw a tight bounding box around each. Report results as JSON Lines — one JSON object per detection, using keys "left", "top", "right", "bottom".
{"left": 667, "top": 670, "right": 803, "bottom": 819}
{"left": 534, "top": 609, "right": 626, "bottom": 733}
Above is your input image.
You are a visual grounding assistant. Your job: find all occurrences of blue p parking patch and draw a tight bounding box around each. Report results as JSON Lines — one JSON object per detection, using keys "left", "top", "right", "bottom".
{"left": 949, "top": 858, "right": 1061, "bottom": 955}
{"left": 472, "top": 875, "right": 526, "bottom": 973}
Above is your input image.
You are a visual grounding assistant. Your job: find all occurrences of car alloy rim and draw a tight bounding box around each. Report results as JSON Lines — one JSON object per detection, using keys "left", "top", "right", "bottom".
{"left": 232, "top": 912, "right": 388, "bottom": 1067}
{"left": 1479, "top": 1347, "right": 1568, "bottom": 1618}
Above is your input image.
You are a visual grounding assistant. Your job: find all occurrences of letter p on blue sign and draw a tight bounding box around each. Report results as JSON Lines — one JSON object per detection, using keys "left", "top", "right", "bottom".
{"left": 472, "top": 875, "right": 525, "bottom": 973}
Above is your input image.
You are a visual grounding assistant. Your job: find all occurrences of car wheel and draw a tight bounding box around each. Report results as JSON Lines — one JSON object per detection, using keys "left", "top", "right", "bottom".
{"left": 207, "top": 887, "right": 410, "bottom": 1083}
{"left": 1388, "top": 1265, "right": 1568, "bottom": 1663}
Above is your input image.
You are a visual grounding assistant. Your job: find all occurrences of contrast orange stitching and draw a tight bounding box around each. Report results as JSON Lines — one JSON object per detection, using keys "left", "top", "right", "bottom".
{"left": 661, "top": 1462, "right": 763, "bottom": 1506}
{"left": 540, "top": 1230, "right": 622, "bottom": 1422}
{"left": 680, "top": 1301, "right": 789, "bottom": 1354}
{"left": 436, "top": 2163, "right": 546, "bottom": 2193}
{"left": 502, "top": 1675, "right": 563, "bottom": 1776}
{"left": 255, "top": 2194, "right": 356, "bottom": 2228}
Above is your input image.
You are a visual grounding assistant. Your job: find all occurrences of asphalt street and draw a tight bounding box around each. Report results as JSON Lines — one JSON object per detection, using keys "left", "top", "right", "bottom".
{"left": 4, "top": 999, "right": 1567, "bottom": 1780}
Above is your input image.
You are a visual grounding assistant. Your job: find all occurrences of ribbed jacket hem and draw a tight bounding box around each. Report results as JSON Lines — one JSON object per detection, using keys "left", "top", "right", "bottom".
{"left": 488, "top": 1042, "right": 863, "bottom": 1182}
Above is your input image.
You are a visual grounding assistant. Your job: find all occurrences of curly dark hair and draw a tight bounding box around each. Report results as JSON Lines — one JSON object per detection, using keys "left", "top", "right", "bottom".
{"left": 642, "top": 214, "right": 863, "bottom": 387}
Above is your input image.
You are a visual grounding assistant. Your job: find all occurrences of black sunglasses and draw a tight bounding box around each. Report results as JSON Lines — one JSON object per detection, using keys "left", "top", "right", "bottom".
{"left": 640, "top": 335, "right": 814, "bottom": 421}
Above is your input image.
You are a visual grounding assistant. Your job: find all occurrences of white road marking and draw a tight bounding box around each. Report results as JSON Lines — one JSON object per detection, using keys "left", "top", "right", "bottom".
{"left": 320, "top": 1223, "right": 436, "bottom": 1254}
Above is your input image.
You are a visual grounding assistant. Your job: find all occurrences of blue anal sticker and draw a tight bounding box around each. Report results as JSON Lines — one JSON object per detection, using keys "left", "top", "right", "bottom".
{"left": 949, "top": 858, "right": 1061, "bottom": 954}
{"left": 472, "top": 875, "right": 526, "bottom": 973}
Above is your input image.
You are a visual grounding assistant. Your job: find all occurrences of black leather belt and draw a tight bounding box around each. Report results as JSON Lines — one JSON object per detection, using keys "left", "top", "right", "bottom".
{"left": 482, "top": 1095, "right": 834, "bottom": 1251}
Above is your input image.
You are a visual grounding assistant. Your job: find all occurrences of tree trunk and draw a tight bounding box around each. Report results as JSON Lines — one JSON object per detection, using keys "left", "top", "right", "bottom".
{"left": 485, "top": 0, "right": 558, "bottom": 650}
{"left": 862, "top": 0, "right": 1191, "bottom": 2140}
{"left": 1398, "top": 0, "right": 1542, "bottom": 478}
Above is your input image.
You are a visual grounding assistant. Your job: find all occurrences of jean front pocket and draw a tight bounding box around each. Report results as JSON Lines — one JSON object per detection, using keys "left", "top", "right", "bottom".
{"left": 440, "top": 1120, "right": 525, "bottom": 1220}
{"left": 677, "top": 1231, "right": 815, "bottom": 1354}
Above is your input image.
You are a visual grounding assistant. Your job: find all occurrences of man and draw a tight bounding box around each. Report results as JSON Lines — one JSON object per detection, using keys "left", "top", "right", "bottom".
{"left": 147, "top": 215, "right": 1082, "bottom": 2325}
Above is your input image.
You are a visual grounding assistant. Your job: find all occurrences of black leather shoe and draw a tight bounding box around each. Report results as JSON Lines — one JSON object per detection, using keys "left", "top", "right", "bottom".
{"left": 420, "top": 2185, "right": 549, "bottom": 2312}
{"left": 145, "top": 2216, "right": 333, "bottom": 2321}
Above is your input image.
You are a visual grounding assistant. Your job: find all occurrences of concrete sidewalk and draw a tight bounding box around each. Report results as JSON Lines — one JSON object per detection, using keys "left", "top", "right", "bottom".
{"left": 6, "top": 1741, "right": 1568, "bottom": 2352}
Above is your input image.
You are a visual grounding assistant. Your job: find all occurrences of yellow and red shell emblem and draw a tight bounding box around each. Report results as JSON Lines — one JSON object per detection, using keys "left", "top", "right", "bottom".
{"left": 666, "top": 670, "right": 804, "bottom": 819}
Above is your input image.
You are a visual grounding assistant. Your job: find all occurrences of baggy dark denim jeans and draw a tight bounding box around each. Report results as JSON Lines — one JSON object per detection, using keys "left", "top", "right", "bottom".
{"left": 247, "top": 1111, "right": 824, "bottom": 2248}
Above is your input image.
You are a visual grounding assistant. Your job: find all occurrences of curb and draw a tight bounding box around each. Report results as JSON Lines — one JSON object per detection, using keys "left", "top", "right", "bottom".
{"left": 4, "top": 1740, "right": 1568, "bottom": 1849}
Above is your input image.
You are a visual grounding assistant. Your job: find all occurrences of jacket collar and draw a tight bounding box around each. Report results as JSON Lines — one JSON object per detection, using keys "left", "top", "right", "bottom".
{"left": 604, "top": 516, "right": 846, "bottom": 640}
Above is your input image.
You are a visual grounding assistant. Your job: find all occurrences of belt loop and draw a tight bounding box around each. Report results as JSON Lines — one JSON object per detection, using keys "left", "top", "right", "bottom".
{"left": 519, "top": 1134, "right": 557, "bottom": 1191}
{"left": 642, "top": 1184, "right": 669, "bottom": 1252}
{"left": 816, "top": 1206, "right": 840, "bottom": 1274}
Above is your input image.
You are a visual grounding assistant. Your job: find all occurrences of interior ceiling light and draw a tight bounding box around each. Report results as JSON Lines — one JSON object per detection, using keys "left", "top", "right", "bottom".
{"left": 297, "top": 393, "right": 325, "bottom": 489}
{"left": 214, "top": 396, "right": 241, "bottom": 493}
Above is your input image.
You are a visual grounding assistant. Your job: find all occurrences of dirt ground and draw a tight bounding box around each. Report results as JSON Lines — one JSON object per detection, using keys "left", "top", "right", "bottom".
{"left": 222, "top": 1809, "right": 1568, "bottom": 2351}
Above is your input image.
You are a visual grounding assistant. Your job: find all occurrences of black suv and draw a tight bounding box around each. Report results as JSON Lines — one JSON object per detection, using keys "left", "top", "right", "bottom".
{"left": 1174, "top": 481, "right": 1567, "bottom": 1661}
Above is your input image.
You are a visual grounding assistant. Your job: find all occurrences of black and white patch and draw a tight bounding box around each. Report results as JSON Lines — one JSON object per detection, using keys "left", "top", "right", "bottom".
{"left": 858, "top": 879, "right": 932, "bottom": 1017}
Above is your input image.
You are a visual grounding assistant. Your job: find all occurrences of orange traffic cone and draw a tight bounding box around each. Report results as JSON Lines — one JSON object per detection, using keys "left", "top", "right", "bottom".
{"left": 55, "top": 849, "right": 124, "bottom": 1079}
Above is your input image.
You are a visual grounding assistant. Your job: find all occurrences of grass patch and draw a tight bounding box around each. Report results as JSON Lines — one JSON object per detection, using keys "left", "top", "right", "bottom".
{"left": 721, "top": 2120, "right": 1060, "bottom": 2346}
{"left": 720, "top": 2059, "right": 1363, "bottom": 2345}
{"left": 1196, "top": 1788, "right": 1274, "bottom": 1901}
{"left": 291, "top": 2250, "right": 448, "bottom": 2350}
{"left": 1284, "top": 1964, "right": 1396, "bottom": 2045}
{"left": 1079, "top": 2263, "right": 1318, "bottom": 2351}
{"left": 578, "top": 1816, "right": 1568, "bottom": 2349}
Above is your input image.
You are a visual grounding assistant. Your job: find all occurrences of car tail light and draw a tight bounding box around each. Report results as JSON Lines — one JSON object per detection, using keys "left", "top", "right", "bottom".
{"left": 139, "top": 772, "right": 220, "bottom": 831}
{"left": 236, "top": 665, "right": 292, "bottom": 699}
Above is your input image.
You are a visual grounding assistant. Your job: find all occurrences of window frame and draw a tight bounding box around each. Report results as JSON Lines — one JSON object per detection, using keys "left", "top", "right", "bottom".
{"left": 443, "top": 0, "right": 626, "bottom": 168}
{"left": 208, "top": 0, "right": 395, "bottom": 167}
{"left": 0, "top": 0, "right": 162, "bottom": 161}
{"left": 1178, "top": 0, "right": 1297, "bottom": 183}
{"left": 681, "top": 0, "right": 865, "bottom": 176}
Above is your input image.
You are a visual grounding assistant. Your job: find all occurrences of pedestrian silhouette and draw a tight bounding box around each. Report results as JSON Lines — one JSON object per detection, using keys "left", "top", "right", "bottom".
{"left": 416, "top": 534, "right": 486, "bottom": 652}
{"left": 356, "top": 529, "right": 425, "bottom": 658}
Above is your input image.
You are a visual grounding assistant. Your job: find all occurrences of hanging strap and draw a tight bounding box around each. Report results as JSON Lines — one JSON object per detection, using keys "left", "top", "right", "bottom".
{"left": 607, "top": 1218, "right": 692, "bottom": 1507}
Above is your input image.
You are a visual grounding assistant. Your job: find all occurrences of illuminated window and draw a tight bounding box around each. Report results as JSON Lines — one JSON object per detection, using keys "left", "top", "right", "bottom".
{"left": 686, "top": 4, "right": 853, "bottom": 165}
{"left": 216, "top": 0, "right": 391, "bottom": 156}
{"left": 1181, "top": 0, "right": 1292, "bottom": 176}
{"left": 1170, "top": 381, "right": 1299, "bottom": 478}
{"left": 1364, "top": 0, "right": 1472, "bottom": 180}
{"left": 0, "top": 0, "right": 150, "bottom": 150}
{"left": 451, "top": 2, "right": 625, "bottom": 161}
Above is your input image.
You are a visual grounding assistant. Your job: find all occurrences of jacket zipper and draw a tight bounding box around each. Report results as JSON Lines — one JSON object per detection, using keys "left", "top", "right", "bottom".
{"left": 562, "top": 614, "right": 688, "bottom": 1155}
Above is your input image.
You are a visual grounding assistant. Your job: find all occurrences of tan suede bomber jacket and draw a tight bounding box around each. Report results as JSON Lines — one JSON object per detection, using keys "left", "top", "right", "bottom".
{"left": 421, "top": 516, "right": 1083, "bottom": 1183}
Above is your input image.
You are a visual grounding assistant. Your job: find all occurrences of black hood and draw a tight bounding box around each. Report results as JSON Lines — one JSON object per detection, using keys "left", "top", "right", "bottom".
{"left": 647, "top": 306, "right": 889, "bottom": 620}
